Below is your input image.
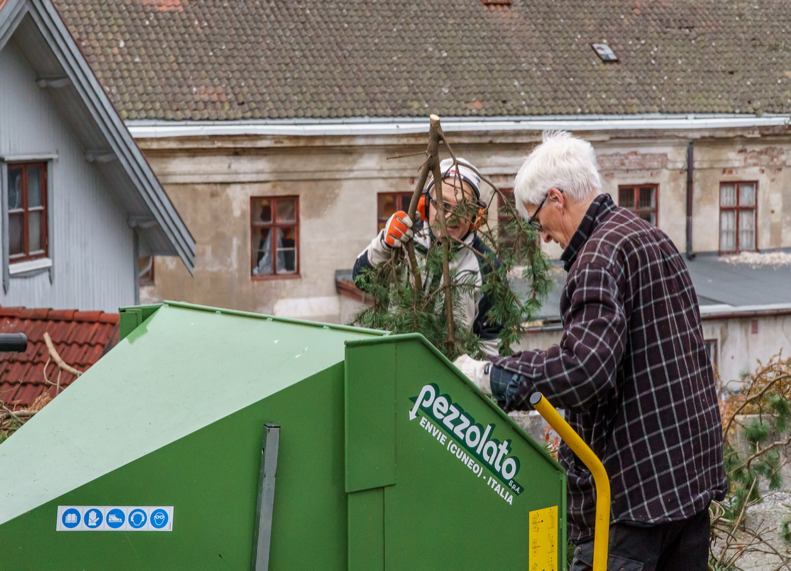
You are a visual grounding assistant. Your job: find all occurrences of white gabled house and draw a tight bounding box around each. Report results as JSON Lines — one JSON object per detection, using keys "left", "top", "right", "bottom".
{"left": 0, "top": 0, "right": 194, "bottom": 312}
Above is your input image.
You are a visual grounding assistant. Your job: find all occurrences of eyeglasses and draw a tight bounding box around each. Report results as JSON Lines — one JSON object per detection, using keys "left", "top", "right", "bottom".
{"left": 428, "top": 194, "right": 479, "bottom": 219}
{"left": 528, "top": 188, "right": 563, "bottom": 232}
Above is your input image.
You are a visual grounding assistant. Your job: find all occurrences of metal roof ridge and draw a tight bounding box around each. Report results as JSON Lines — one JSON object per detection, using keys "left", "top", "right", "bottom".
{"left": 160, "top": 300, "right": 386, "bottom": 336}
{"left": 699, "top": 302, "right": 791, "bottom": 315}
{"left": 126, "top": 114, "right": 791, "bottom": 139}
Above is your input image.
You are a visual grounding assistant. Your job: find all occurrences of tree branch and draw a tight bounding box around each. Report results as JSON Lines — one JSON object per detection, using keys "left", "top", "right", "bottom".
{"left": 43, "top": 332, "right": 83, "bottom": 378}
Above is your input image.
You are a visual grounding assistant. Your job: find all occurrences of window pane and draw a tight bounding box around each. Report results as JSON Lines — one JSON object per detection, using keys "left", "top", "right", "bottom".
{"left": 252, "top": 199, "right": 272, "bottom": 223}
{"left": 399, "top": 194, "right": 412, "bottom": 212}
{"left": 619, "top": 188, "right": 635, "bottom": 208}
{"left": 276, "top": 198, "right": 296, "bottom": 223}
{"left": 378, "top": 194, "right": 397, "bottom": 221}
{"left": 252, "top": 227, "right": 272, "bottom": 275}
{"left": 276, "top": 226, "right": 297, "bottom": 274}
{"left": 9, "top": 213, "right": 23, "bottom": 256}
{"left": 739, "top": 209, "right": 755, "bottom": 251}
{"left": 28, "top": 211, "right": 42, "bottom": 253}
{"left": 720, "top": 211, "right": 736, "bottom": 251}
{"left": 639, "top": 187, "right": 655, "bottom": 209}
{"left": 720, "top": 184, "right": 737, "bottom": 207}
{"left": 8, "top": 169, "right": 22, "bottom": 210}
{"left": 28, "top": 166, "right": 43, "bottom": 207}
{"left": 138, "top": 256, "right": 154, "bottom": 282}
{"left": 639, "top": 212, "right": 656, "bottom": 226}
{"left": 739, "top": 183, "right": 756, "bottom": 207}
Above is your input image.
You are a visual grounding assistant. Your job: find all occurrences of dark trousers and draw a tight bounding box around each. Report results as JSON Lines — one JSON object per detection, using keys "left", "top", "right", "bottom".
{"left": 570, "top": 506, "right": 710, "bottom": 571}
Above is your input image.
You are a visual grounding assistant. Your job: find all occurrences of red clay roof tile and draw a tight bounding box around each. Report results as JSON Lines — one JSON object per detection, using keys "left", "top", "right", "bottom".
{"left": 0, "top": 306, "right": 118, "bottom": 410}
{"left": 74, "top": 311, "right": 102, "bottom": 322}
{"left": 48, "top": 309, "right": 76, "bottom": 321}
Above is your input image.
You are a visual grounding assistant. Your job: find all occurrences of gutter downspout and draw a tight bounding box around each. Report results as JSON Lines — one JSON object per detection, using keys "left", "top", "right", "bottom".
{"left": 686, "top": 142, "right": 695, "bottom": 260}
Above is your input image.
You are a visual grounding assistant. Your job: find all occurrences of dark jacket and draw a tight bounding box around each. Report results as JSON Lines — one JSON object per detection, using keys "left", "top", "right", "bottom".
{"left": 491, "top": 193, "right": 726, "bottom": 542}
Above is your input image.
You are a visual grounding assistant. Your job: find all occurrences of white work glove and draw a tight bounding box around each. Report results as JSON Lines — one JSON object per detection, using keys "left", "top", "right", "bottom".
{"left": 382, "top": 210, "right": 415, "bottom": 249}
{"left": 453, "top": 354, "right": 492, "bottom": 396}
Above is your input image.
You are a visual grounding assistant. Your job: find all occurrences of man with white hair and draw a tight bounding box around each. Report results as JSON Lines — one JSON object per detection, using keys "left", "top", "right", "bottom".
{"left": 456, "top": 131, "right": 725, "bottom": 570}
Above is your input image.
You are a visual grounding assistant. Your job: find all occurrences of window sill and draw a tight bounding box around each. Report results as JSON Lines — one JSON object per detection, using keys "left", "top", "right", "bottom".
{"left": 9, "top": 257, "right": 52, "bottom": 277}
{"left": 251, "top": 273, "right": 301, "bottom": 281}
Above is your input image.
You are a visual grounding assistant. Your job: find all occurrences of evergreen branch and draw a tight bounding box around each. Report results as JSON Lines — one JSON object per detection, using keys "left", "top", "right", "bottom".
{"left": 723, "top": 373, "right": 791, "bottom": 440}
{"left": 727, "top": 432, "right": 791, "bottom": 477}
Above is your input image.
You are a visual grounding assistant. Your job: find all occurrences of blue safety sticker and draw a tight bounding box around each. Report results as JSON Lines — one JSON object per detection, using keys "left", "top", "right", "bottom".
{"left": 56, "top": 506, "right": 174, "bottom": 531}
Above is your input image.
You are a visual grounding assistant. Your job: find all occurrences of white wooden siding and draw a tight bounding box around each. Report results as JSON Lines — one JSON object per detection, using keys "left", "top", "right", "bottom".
{"left": 0, "top": 39, "right": 134, "bottom": 312}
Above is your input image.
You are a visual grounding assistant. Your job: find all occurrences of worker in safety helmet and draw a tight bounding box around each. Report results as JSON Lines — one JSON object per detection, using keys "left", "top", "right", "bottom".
{"left": 352, "top": 157, "right": 502, "bottom": 356}
{"left": 455, "top": 131, "right": 725, "bottom": 571}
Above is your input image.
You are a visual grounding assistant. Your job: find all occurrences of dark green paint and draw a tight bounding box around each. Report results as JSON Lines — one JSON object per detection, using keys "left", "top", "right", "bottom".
{"left": 0, "top": 305, "right": 565, "bottom": 570}
{"left": 347, "top": 488, "right": 385, "bottom": 571}
{"left": 345, "top": 343, "right": 396, "bottom": 493}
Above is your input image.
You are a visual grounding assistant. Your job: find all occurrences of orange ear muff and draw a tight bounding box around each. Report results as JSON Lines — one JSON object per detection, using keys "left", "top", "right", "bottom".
{"left": 471, "top": 207, "right": 486, "bottom": 230}
{"left": 417, "top": 195, "right": 428, "bottom": 221}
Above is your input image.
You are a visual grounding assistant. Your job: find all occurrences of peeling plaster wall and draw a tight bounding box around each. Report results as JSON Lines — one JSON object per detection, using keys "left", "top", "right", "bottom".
{"left": 702, "top": 314, "right": 791, "bottom": 385}
{"left": 136, "top": 128, "right": 791, "bottom": 322}
{"left": 692, "top": 138, "right": 791, "bottom": 253}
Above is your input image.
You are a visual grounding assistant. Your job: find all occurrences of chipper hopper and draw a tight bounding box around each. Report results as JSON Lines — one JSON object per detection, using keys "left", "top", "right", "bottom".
{"left": 0, "top": 302, "right": 566, "bottom": 570}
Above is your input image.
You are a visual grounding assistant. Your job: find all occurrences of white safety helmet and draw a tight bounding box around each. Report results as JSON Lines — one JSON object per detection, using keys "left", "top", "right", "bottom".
{"left": 425, "top": 157, "right": 483, "bottom": 204}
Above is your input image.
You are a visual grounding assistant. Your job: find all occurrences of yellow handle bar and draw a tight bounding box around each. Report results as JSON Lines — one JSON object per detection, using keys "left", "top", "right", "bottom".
{"left": 529, "top": 392, "right": 610, "bottom": 571}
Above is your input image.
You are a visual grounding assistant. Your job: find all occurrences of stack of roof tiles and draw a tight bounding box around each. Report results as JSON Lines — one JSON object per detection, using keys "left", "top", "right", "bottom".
{"left": 0, "top": 307, "right": 119, "bottom": 410}
{"left": 49, "top": 0, "right": 791, "bottom": 121}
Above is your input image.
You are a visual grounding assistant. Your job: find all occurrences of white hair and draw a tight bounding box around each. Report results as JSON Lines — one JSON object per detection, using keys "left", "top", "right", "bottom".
{"left": 513, "top": 130, "right": 603, "bottom": 218}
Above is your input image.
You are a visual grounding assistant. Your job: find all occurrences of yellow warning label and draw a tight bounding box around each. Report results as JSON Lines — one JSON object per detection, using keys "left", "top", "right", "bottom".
{"left": 529, "top": 505, "right": 558, "bottom": 571}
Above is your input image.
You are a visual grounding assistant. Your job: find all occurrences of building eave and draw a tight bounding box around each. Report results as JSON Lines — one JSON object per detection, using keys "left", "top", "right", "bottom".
{"left": 127, "top": 114, "right": 791, "bottom": 139}
{"left": 0, "top": 0, "right": 196, "bottom": 274}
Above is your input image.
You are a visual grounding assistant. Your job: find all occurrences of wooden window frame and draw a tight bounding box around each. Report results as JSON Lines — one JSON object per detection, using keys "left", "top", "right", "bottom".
{"left": 250, "top": 196, "right": 300, "bottom": 280}
{"left": 7, "top": 162, "right": 48, "bottom": 263}
{"left": 618, "top": 184, "right": 658, "bottom": 226}
{"left": 497, "top": 187, "right": 536, "bottom": 259}
{"left": 377, "top": 192, "right": 413, "bottom": 232}
{"left": 497, "top": 187, "right": 516, "bottom": 242}
{"left": 719, "top": 181, "right": 758, "bottom": 254}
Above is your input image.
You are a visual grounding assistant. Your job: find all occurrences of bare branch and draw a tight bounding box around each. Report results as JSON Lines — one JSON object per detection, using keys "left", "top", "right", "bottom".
{"left": 43, "top": 332, "right": 83, "bottom": 378}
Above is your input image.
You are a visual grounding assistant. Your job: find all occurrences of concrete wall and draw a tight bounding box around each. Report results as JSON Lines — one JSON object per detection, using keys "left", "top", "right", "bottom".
{"left": 0, "top": 39, "right": 135, "bottom": 313}
{"left": 136, "top": 126, "right": 791, "bottom": 322}
{"left": 702, "top": 314, "right": 791, "bottom": 386}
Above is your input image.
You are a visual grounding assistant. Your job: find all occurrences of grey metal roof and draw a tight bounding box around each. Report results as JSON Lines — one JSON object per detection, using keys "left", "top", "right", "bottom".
{"left": 339, "top": 253, "right": 791, "bottom": 323}
{"left": 532, "top": 253, "right": 791, "bottom": 321}
{"left": 0, "top": 0, "right": 195, "bottom": 273}
{"left": 686, "top": 255, "right": 791, "bottom": 307}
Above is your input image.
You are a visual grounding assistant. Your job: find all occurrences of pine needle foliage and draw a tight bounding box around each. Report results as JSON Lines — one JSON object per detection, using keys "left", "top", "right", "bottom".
{"left": 710, "top": 352, "right": 791, "bottom": 570}
{"left": 352, "top": 119, "right": 550, "bottom": 360}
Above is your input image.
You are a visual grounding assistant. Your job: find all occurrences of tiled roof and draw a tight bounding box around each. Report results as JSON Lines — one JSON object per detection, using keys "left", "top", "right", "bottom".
{"left": 0, "top": 308, "right": 119, "bottom": 410}
{"left": 49, "top": 0, "right": 791, "bottom": 121}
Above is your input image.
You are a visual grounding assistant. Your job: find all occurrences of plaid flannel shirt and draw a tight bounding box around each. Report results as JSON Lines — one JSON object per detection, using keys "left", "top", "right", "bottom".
{"left": 491, "top": 193, "right": 726, "bottom": 543}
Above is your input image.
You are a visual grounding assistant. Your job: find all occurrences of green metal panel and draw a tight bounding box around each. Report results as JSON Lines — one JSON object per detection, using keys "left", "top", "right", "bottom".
{"left": 119, "top": 304, "right": 162, "bottom": 340}
{"left": 345, "top": 343, "right": 396, "bottom": 493}
{"left": 0, "top": 302, "right": 382, "bottom": 528}
{"left": 0, "top": 364, "right": 351, "bottom": 570}
{"left": 347, "top": 488, "right": 384, "bottom": 571}
{"left": 345, "top": 335, "right": 566, "bottom": 571}
{"left": 1, "top": 303, "right": 564, "bottom": 570}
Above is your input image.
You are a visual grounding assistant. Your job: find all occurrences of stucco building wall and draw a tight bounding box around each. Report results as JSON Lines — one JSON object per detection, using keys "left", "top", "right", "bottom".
{"left": 137, "top": 127, "right": 791, "bottom": 323}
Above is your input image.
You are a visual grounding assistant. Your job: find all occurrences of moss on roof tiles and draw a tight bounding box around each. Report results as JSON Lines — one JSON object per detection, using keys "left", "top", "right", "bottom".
{"left": 51, "top": 0, "right": 791, "bottom": 121}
